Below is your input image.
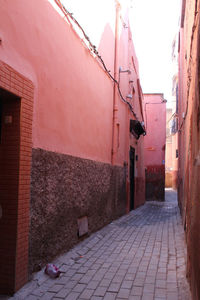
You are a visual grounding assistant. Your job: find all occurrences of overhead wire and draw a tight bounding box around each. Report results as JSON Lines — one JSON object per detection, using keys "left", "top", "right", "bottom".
{"left": 54, "top": 0, "right": 140, "bottom": 121}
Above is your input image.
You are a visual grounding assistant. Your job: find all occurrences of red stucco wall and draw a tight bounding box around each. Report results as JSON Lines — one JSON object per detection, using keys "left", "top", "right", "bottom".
{"left": 178, "top": 1, "right": 200, "bottom": 299}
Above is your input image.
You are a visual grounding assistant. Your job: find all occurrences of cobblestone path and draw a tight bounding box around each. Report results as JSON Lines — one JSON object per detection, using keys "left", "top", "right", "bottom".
{"left": 6, "top": 189, "right": 191, "bottom": 300}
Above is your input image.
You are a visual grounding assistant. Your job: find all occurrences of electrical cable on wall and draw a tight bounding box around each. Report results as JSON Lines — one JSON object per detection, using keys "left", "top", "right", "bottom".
{"left": 54, "top": 0, "right": 141, "bottom": 121}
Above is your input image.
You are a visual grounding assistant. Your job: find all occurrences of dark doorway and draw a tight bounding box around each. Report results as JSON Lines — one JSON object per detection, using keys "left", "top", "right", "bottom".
{"left": 0, "top": 88, "right": 21, "bottom": 294}
{"left": 129, "top": 146, "right": 135, "bottom": 210}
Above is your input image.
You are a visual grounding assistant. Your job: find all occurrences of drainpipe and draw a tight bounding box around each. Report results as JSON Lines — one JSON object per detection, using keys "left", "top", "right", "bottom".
{"left": 111, "top": 0, "right": 120, "bottom": 165}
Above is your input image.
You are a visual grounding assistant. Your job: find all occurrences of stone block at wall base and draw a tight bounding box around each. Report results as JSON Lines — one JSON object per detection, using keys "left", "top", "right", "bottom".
{"left": 29, "top": 148, "right": 126, "bottom": 274}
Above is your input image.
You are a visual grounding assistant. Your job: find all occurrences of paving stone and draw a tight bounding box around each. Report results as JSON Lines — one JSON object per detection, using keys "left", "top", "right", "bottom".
{"left": 144, "top": 276, "right": 156, "bottom": 284}
{"left": 85, "top": 269, "right": 96, "bottom": 276}
{"left": 155, "top": 288, "right": 167, "bottom": 298}
{"left": 167, "top": 283, "right": 178, "bottom": 290}
{"left": 77, "top": 267, "right": 89, "bottom": 274}
{"left": 26, "top": 296, "right": 38, "bottom": 300}
{"left": 128, "top": 296, "right": 141, "bottom": 300}
{"left": 93, "top": 286, "right": 107, "bottom": 297}
{"left": 142, "top": 292, "right": 154, "bottom": 300}
{"left": 48, "top": 284, "right": 63, "bottom": 293}
{"left": 30, "top": 288, "right": 44, "bottom": 297}
{"left": 56, "top": 275, "right": 71, "bottom": 284}
{"left": 117, "top": 288, "right": 130, "bottom": 299}
{"left": 104, "top": 272, "right": 116, "bottom": 280}
{"left": 108, "top": 282, "right": 121, "bottom": 293}
{"left": 133, "top": 278, "right": 145, "bottom": 287}
{"left": 156, "top": 280, "right": 166, "bottom": 289}
{"left": 72, "top": 283, "right": 86, "bottom": 293}
{"left": 157, "top": 273, "right": 167, "bottom": 280}
{"left": 167, "top": 292, "right": 178, "bottom": 300}
{"left": 86, "top": 281, "right": 99, "bottom": 290}
{"left": 112, "top": 275, "right": 124, "bottom": 284}
{"left": 143, "top": 283, "right": 154, "bottom": 293}
{"left": 116, "top": 269, "right": 127, "bottom": 276}
{"left": 130, "top": 286, "right": 143, "bottom": 296}
{"left": 55, "top": 288, "right": 70, "bottom": 298}
{"left": 64, "top": 280, "right": 77, "bottom": 289}
{"left": 79, "top": 289, "right": 94, "bottom": 299}
{"left": 93, "top": 273, "right": 105, "bottom": 281}
{"left": 124, "top": 274, "right": 135, "bottom": 281}
{"left": 6, "top": 190, "right": 192, "bottom": 300}
{"left": 79, "top": 275, "right": 93, "bottom": 284}
{"left": 65, "top": 269, "right": 77, "bottom": 277}
{"left": 71, "top": 273, "right": 84, "bottom": 281}
{"left": 121, "top": 281, "right": 132, "bottom": 289}
{"left": 99, "top": 279, "right": 112, "bottom": 287}
{"left": 64, "top": 291, "right": 80, "bottom": 300}
{"left": 103, "top": 292, "right": 117, "bottom": 300}
{"left": 40, "top": 292, "right": 56, "bottom": 299}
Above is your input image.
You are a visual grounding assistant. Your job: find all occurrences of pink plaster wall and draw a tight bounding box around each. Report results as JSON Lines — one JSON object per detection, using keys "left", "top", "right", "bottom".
{"left": 115, "top": 13, "right": 145, "bottom": 207}
{"left": 0, "top": 0, "right": 145, "bottom": 210}
{"left": 0, "top": 0, "right": 144, "bottom": 168}
{"left": 144, "top": 94, "right": 166, "bottom": 167}
{"left": 166, "top": 143, "right": 173, "bottom": 170}
{"left": 143, "top": 94, "right": 166, "bottom": 201}
{"left": 0, "top": 0, "right": 115, "bottom": 163}
{"left": 0, "top": 0, "right": 144, "bottom": 169}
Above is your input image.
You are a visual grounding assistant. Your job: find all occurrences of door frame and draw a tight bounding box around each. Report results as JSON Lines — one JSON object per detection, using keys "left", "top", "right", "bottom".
{"left": 0, "top": 61, "right": 34, "bottom": 293}
{"left": 129, "top": 146, "right": 135, "bottom": 210}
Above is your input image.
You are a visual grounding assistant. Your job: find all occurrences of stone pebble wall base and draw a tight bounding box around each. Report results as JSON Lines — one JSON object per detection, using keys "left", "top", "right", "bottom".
{"left": 29, "top": 148, "right": 126, "bottom": 273}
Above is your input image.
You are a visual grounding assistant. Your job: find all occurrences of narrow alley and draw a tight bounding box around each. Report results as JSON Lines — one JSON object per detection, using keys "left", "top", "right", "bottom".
{"left": 0, "top": 1, "right": 199, "bottom": 299}
{"left": 7, "top": 189, "right": 191, "bottom": 300}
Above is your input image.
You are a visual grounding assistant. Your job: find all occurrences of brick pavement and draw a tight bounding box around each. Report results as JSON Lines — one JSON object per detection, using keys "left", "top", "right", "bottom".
{"left": 4, "top": 189, "right": 191, "bottom": 300}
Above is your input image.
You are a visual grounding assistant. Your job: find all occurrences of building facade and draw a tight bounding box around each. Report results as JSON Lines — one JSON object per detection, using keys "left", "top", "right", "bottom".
{"left": 143, "top": 93, "right": 166, "bottom": 201}
{"left": 0, "top": 0, "right": 145, "bottom": 293}
{"left": 178, "top": 0, "right": 200, "bottom": 299}
{"left": 170, "top": 35, "right": 179, "bottom": 190}
{"left": 165, "top": 107, "right": 173, "bottom": 187}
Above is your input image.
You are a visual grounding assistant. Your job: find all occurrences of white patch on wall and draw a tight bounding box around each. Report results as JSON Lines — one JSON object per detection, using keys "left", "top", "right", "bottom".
{"left": 77, "top": 216, "right": 88, "bottom": 237}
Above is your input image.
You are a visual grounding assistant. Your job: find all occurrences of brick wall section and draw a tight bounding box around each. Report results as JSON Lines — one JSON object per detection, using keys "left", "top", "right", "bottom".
{"left": 0, "top": 94, "right": 20, "bottom": 294}
{"left": 0, "top": 61, "right": 33, "bottom": 293}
